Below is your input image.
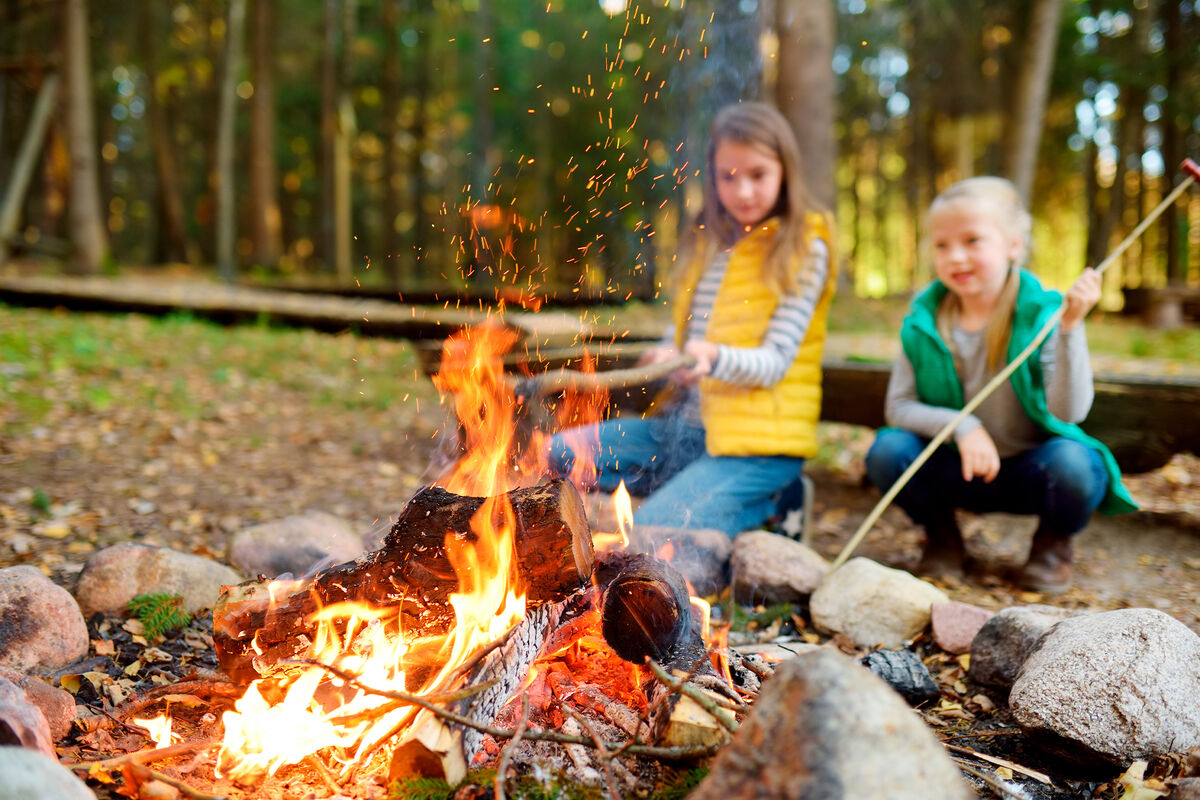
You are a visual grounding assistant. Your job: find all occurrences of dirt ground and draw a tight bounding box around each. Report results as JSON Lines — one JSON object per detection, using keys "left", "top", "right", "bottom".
{"left": 3, "top": 372, "right": 1198, "bottom": 637}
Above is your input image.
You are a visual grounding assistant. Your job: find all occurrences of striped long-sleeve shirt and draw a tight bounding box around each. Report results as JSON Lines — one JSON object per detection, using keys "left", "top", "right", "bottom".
{"left": 666, "top": 238, "right": 830, "bottom": 423}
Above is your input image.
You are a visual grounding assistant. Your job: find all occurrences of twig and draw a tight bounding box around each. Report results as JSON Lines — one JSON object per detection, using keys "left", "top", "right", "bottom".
{"left": 69, "top": 737, "right": 219, "bottom": 770}
{"left": 125, "top": 763, "right": 230, "bottom": 800}
{"left": 302, "top": 658, "right": 721, "bottom": 759}
{"left": 830, "top": 165, "right": 1199, "bottom": 572}
{"left": 945, "top": 743, "right": 1051, "bottom": 784}
{"left": 567, "top": 708, "right": 623, "bottom": 800}
{"left": 70, "top": 740, "right": 224, "bottom": 800}
{"left": 494, "top": 695, "right": 530, "bottom": 800}
{"left": 306, "top": 753, "right": 343, "bottom": 795}
{"left": 726, "top": 649, "right": 774, "bottom": 681}
{"left": 952, "top": 759, "right": 1034, "bottom": 800}
{"left": 646, "top": 659, "right": 740, "bottom": 734}
{"left": 941, "top": 729, "right": 1022, "bottom": 741}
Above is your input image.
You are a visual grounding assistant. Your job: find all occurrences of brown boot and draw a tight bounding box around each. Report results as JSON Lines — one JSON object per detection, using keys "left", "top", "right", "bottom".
{"left": 917, "top": 518, "right": 965, "bottom": 580}
{"left": 1018, "top": 527, "right": 1074, "bottom": 594}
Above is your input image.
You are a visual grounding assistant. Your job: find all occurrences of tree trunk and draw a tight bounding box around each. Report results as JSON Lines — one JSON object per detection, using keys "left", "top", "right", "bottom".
{"left": 333, "top": 0, "right": 356, "bottom": 283}
{"left": 1003, "top": 0, "right": 1064, "bottom": 206}
{"left": 0, "top": 73, "right": 58, "bottom": 268}
{"left": 382, "top": 0, "right": 402, "bottom": 286}
{"left": 1160, "top": 0, "right": 1184, "bottom": 286}
{"left": 249, "top": 0, "right": 283, "bottom": 268}
{"left": 320, "top": 0, "right": 340, "bottom": 274}
{"left": 411, "top": 0, "right": 431, "bottom": 277}
{"left": 214, "top": 0, "right": 246, "bottom": 283}
{"left": 63, "top": 0, "right": 108, "bottom": 274}
{"left": 138, "top": 4, "right": 191, "bottom": 265}
{"left": 774, "top": 0, "right": 837, "bottom": 211}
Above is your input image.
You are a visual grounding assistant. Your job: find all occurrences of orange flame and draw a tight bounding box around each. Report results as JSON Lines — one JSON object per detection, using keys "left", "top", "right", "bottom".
{"left": 216, "top": 322, "right": 553, "bottom": 781}
{"left": 131, "top": 713, "right": 178, "bottom": 750}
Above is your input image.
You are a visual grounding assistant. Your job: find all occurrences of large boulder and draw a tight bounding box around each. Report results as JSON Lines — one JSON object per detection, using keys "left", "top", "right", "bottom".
{"left": 228, "top": 511, "right": 365, "bottom": 578}
{"left": 0, "top": 746, "right": 96, "bottom": 800}
{"left": 1010, "top": 608, "right": 1200, "bottom": 767}
{"left": 688, "top": 648, "right": 972, "bottom": 800}
{"left": 968, "top": 604, "right": 1081, "bottom": 691}
{"left": 729, "top": 530, "right": 828, "bottom": 605}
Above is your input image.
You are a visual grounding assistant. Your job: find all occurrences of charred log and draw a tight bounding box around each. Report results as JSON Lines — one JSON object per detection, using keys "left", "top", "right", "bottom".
{"left": 597, "top": 551, "right": 693, "bottom": 665}
{"left": 213, "top": 479, "right": 593, "bottom": 683}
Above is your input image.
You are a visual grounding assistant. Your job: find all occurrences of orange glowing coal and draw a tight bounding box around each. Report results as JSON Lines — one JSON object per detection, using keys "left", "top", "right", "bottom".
{"left": 216, "top": 320, "right": 608, "bottom": 783}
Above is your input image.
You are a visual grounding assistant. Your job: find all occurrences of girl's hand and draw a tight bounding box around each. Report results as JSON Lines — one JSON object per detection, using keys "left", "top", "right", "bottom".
{"left": 956, "top": 426, "right": 1000, "bottom": 483}
{"left": 678, "top": 339, "right": 719, "bottom": 385}
{"left": 1061, "top": 268, "right": 1102, "bottom": 332}
{"left": 637, "top": 344, "right": 680, "bottom": 367}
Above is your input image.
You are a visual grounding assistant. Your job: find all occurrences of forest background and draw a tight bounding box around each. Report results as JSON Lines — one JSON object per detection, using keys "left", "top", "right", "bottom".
{"left": 1, "top": 0, "right": 1198, "bottom": 309}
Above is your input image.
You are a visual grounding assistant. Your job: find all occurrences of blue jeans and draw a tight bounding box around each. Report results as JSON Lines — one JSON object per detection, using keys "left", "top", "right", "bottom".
{"left": 548, "top": 414, "right": 805, "bottom": 537}
{"left": 864, "top": 429, "right": 1108, "bottom": 535}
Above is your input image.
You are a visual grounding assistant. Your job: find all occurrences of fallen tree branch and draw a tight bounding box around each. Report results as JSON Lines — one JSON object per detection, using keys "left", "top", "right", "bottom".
{"left": 70, "top": 739, "right": 224, "bottom": 800}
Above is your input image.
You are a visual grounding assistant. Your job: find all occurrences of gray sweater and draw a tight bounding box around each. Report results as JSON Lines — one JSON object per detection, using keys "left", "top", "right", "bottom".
{"left": 884, "top": 324, "right": 1094, "bottom": 458}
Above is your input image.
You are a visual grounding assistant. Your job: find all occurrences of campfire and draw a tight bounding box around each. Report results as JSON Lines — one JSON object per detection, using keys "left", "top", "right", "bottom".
{"left": 195, "top": 322, "right": 747, "bottom": 796}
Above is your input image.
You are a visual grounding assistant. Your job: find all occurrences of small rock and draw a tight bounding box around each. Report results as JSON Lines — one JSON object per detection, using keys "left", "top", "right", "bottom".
{"left": 931, "top": 601, "right": 996, "bottom": 655}
{"left": 0, "top": 667, "right": 77, "bottom": 741}
{"left": 969, "top": 604, "right": 1081, "bottom": 691}
{"left": 0, "top": 746, "right": 97, "bottom": 799}
{"left": 1010, "top": 608, "right": 1200, "bottom": 767}
{"left": 860, "top": 648, "right": 940, "bottom": 706}
{"left": 810, "top": 557, "right": 949, "bottom": 648}
{"left": 75, "top": 543, "right": 243, "bottom": 616}
{"left": 0, "top": 676, "right": 54, "bottom": 756}
{"left": 0, "top": 565, "right": 89, "bottom": 673}
{"left": 729, "top": 530, "right": 828, "bottom": 605}
{"left": 229, "top": 511, "right": 365, "bottom": 579}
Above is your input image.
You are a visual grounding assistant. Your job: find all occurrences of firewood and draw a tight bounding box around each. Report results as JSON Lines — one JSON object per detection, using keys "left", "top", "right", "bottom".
{"left": 597, "top": 551, "right": 693, "bottom": 665}
{"left": 388, "top": 601, "right": 568, "bottom": 786}
{"left": 213, "top": 479, "right": 593, "bottom": 684}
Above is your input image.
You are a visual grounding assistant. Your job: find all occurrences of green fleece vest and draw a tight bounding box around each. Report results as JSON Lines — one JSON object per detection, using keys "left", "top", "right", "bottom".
{"left": 899, "top": 269, "right": 1136, "bottom": 515}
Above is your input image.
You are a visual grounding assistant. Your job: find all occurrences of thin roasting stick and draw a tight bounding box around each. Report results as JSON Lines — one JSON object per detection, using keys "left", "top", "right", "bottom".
{"left": 830, "top": 159, "right": 1200, "bottom": 571}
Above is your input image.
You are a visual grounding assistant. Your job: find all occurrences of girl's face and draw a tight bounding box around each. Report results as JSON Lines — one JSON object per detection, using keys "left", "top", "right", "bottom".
{"left": 930, "top": 198, "right": 1023, "bottom": 304}
{"left": 713, "top": 139, "right": 784, "bottom": 229}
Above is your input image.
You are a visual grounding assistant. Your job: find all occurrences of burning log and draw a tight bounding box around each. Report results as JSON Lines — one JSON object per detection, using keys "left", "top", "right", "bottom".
{"left": 597, "top": 551, "right": 693, "bottom": 665}
{"left": 213, "top": 479, "right": 593, "bottom": 684}
{"left": 596, "top": 551, "right": 737, "bottom": 752}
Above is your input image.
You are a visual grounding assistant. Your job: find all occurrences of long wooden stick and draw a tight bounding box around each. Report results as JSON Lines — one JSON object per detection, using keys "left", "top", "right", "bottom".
{"left": 514, "top": 353, "right": 697, "bottom": 398}
{"left": 830, "top": 160, "right": 1199, "bottom": 572}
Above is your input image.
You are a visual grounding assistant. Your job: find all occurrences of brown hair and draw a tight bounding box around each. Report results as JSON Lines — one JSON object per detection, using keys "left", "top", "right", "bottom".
{"left": 682, "top": 101, "right": 828, "bottom": 295}
{"left": 930, "top": 177, "right": 1032, "bottom": 373}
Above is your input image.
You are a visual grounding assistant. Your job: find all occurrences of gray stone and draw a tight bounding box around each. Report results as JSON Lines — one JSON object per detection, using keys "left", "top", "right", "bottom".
{"left": 1010, "top": 608, "right": 1200, "bottom": 767}
{"left": 0, "top": 668, "right": 76, "bottom": 741}
{"left": 969, "top": 604, "right": 1080, "bottom": 691}
{"left": 229, "top": 511, "right": 365, "bottom": 578}
{"left": 931, "top": 601, "right": 996, "bottom": 655}
{"left": 0, "top": 677, "right": 54, "bottom": 756}
{"left": 75, "top": 543, "right": 242, "bottom": 616}
{"left": 809, "top": 557, "right": 949, "bottom": 648}
{"left": 729, "top": 530, "right": 828, "bottom": 605}
{"left": 0, "top": 566, "right": 89, "bottom": 673}
{"left": 0, "top": 746, "right": 97, "bottom": 800}
{"left": 688, "top": 648, "right": 972, "bottom": 800}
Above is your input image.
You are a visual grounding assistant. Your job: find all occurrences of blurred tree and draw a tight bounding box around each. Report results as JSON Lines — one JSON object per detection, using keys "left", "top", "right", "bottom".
{"left": 776, "top": 0, "right": 837, "bottom": 211}
{"left": 249, "top": 0, "right": 283, "bottom": 268}
{"left": 64, "top": 0, "right": 108, "bottom": 273}
{"left": 1003, "top": 0, "right": 1065, "bottom": 205}
{"left": 215, "top": 0, "right": 246, "bottom": 283}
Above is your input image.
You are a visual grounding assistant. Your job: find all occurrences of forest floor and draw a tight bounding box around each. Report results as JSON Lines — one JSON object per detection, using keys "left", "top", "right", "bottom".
{"left": 2, "top": 287, "right": 1198, "bottom": 633}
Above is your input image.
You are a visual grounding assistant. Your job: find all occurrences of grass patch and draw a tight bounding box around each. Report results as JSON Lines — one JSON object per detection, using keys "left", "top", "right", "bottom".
{"left": 0, "top": 305, "right": 436, "bottom": 436}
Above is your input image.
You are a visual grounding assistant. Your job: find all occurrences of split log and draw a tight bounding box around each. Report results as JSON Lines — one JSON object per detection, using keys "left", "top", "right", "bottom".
{"left": 213, "top": 479, "right": 593, "bottom": 684}
{"left": 388, "top": 598, "right": 574, "bottom": 786}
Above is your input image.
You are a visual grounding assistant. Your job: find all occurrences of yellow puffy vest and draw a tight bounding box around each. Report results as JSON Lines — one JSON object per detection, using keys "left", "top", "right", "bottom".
{"left": 671, "top": 213, "right": 837, "bottom": 458}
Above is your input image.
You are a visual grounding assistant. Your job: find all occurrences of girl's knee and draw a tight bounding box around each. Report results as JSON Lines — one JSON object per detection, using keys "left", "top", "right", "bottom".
{"left": 865, "top": 429, "right": 921, "bottom": 487}
{"left": 1040, "top": 439, "right": 1108, "bottom": 503}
